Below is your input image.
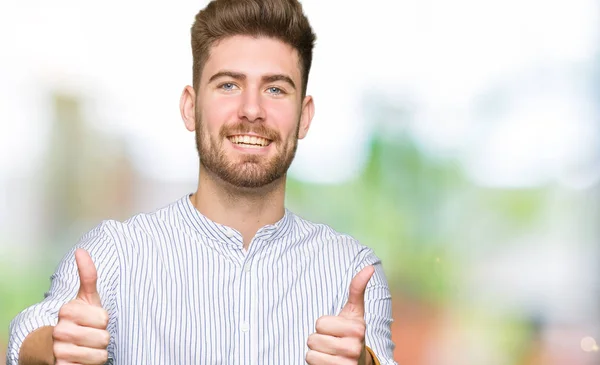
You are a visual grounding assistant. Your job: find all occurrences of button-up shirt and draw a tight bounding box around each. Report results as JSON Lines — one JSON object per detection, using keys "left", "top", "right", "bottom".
{"left": 8, "top": 194, "right": 396, "bottom": 364}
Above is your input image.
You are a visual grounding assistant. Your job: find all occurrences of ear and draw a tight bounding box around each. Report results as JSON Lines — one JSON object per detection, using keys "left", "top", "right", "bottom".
{"left": 180, "top": 85, "right": 197, "bottom": 132}
{"left": 298, "top": 95, "right": 315, "bottom": 140}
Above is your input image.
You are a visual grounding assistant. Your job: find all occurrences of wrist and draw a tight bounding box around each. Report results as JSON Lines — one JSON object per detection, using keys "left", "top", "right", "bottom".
{"left": 18, "top": 325, "right": 55, "bottom": 365}
{"left": 363, "top": 345, "right": 379, "bottom": 365}
{"left": 359, "top": 346, "right": 373, "bottom": 365}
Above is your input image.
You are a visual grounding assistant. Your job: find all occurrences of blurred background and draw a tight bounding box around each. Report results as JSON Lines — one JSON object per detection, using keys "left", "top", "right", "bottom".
{"left": 1, "top": 0, "right": 600, "bottom": 364}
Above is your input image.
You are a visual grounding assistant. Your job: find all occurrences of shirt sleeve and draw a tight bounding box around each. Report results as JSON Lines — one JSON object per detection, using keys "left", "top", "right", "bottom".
{"left": 365, "top": 346, "right": 381, "bottom": 365}
{"left": 6, "top": 222, "right": 120, "bottom": 365}
{"left": 350, "top": 248, "right": 398, "bottom": 365}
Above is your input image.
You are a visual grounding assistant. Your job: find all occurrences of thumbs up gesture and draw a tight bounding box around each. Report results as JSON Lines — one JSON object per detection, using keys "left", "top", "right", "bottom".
{"left": 306, "top": 266, "right": 375, "bottom": 365}
{"left": 52, "top": 249, "right": 110, "bottom": 365}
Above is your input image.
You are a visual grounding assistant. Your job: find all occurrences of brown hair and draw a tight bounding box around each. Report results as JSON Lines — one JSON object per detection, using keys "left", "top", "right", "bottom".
{"left": 190, "top": 0, "right": 316, "bottom": 97}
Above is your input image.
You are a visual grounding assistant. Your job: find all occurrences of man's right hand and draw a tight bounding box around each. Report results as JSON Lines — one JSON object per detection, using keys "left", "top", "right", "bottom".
{"left": 52, "top": 248, "right": 110, "bottom": 365}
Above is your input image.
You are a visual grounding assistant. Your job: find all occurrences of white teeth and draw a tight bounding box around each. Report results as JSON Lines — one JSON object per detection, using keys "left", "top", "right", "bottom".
{"left": 230, "top": 135, "right": 270, "bottom": 147}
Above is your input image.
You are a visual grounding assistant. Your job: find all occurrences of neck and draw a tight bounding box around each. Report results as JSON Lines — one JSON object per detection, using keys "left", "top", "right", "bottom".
{"left": 191, "top": 164, "right": 286, "bottom": 250}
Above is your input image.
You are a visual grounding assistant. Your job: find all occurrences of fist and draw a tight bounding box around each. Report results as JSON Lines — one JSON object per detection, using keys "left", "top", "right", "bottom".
{"left": 306, "top": 315, "right": 367, "bottom": 364}
{"left": 52, "top": 249, "right": 111, "bottom": 365}
{"left": 306, "top": 265, "right": 375, "bottom": 365}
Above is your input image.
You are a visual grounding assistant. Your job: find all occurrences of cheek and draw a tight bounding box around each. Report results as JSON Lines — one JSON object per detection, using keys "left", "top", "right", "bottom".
{"left": 201, "top": 97, "right": 239, "bottom": 134}
{"left": 264, "top": 100, "right": 301, "bottom": 139}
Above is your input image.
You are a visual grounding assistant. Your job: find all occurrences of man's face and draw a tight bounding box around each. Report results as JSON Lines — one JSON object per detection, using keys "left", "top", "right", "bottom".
{"left": 191, "top": 35, "right": 313, "bottom": 189}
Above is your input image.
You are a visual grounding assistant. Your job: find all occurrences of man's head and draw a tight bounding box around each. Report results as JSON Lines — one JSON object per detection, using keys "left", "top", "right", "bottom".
{"left": 180, "top": 0, "right": 317, "bottom": 189}
{"left": 191, "top": 0, "right": 316, "bottom": 99}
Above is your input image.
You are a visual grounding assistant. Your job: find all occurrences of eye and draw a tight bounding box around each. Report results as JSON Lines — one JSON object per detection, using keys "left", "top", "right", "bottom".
{"left": 219, "top": 83, "right": 238, "bottom": 91}
{"left": 267, "top": 87, "right": 284, "bottom": 95}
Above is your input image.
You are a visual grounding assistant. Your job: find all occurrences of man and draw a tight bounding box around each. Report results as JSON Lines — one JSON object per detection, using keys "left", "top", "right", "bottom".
{"left": 7, "top": 0, "right": 396, "bottom": 364}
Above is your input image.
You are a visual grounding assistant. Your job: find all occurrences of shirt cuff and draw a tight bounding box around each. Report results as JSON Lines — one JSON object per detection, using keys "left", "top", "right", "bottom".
{"left": 365, "top": 346, "right": 381, "bottom": 365}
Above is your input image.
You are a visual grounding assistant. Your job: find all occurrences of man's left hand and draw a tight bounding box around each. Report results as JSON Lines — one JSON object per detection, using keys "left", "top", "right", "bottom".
{"left": 306, "top": 265, "right": 375, "bottom": 365}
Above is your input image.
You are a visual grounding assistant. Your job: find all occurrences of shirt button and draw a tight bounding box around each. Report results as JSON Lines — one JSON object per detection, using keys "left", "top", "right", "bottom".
{"left": 241, "top": 322, "right": 249, "bottom": 332}
{"left": 225, "top": 229, "right": 234, "bottom": 238}
{"left": 244, "top": 263, "right": 251, "bottom": 273}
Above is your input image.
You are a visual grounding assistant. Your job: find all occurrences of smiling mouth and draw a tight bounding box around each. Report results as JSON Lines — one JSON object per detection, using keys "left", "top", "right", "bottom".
{"left": 228, "top": 135, "right": 272, "bottom": 148}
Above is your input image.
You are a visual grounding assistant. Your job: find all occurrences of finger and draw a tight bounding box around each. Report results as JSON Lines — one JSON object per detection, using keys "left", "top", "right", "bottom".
{"left": 54, "top": 360, "right": 81, "bottom": 365}
{"left": 75, "top": 249, "right": 101, "bottom": 306}
{"left": 58, "top": 301, "right": 109, "bottom": 329}
{"left": 53, "top": 341, "right": 108, "bottom": 365}
{"left": 340, "top": 265, "right": 374, "bottom": 319}
{"left": 315, "top": 316, "right": 365, "bottom": 339}
{"left": 306, "top": 349, "right": 354, "bottom": 365}
{"left": 53, "top": 320, "right": 111, "bottom": 348}
{"left": 307, "top": 333, "right": 363, "bottom": 358}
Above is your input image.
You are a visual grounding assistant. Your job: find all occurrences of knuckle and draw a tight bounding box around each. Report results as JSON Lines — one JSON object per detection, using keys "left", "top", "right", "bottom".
{"left": 351, "top": 321, "right": 366, "bottom": 338}
{"left": 306, "top": 333, "right": 316, "bottom": 349}
{"left": 52, "top": 324, "right": 68, "bottom": 342}
{"left": 100, "top": 310, "right": 110, "bottom": 328}
{"left": 98, "top": 350, "right": 109, "bottom": 364}
{"left": 53, "top": 321, "right": 79, "bottom": 344}
{"left": 58, "top": 303, "right": 72, "bottom": 319}
{"left": 347, "top": 340, "right": 362, "bottom": 358}
{"left": 315, "top": 317, "right": 324, "bottom": 331}
{"left": 315, "top": 316, "right": 331, "bottom": 332}
{"left": 305, "top": 349, "right": 316, "bottom": 364}
{"left": 53, "top": 342, "right": 67, "bottom": 359}
{"left": 100, "top": 330, "right": 111, "bottom": 348}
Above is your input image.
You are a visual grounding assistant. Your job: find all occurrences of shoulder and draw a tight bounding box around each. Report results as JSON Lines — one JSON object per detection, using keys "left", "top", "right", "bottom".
{"left": 82, "top": 195, "right": 188, "bottom": 248}
{"left": 290, "top": 212, "right": 380, "bottom": 267}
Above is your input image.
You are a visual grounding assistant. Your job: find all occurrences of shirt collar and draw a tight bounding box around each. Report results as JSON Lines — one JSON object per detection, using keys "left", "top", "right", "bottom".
{"left": 177, "top": 193, "right": 295, "bottom": 245}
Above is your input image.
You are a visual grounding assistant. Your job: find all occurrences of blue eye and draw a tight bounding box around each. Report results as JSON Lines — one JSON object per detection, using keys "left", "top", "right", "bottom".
{"left": 220, "top": 83, "right": 237, "bottom": 91}
{"left": 267, "top": 87, "right": 283, "bottom": 95}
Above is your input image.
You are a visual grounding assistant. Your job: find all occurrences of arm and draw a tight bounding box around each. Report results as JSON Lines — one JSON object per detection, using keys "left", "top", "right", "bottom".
{"left": 307, "top": 261, "right": 392, "bottom": 365}
{"left": 364, "top": 346, "right": 380, "bottom": 365}
{"left": 361, "top": 257, "right": 396, "bottom": 364}
{"left": 17, "top": 326, "right": 54, "bottom": 365}
{"left": 306, "top": 245, "right": 396, "bottom": 365}
{"left": 7, "top": 223, "right": 119, "bottom": 365}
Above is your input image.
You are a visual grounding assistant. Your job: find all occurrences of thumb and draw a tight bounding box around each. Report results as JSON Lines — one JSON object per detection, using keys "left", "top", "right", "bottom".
{"left": 339, "top": 265, "right": 375, "bottom": 319}
{"left": 75, "top": 248, "right": 102, "bottom": 307}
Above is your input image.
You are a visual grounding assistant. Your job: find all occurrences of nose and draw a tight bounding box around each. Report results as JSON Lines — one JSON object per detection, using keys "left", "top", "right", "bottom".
{"left": 238, "top": 88, "right": 266, "bottom": 122}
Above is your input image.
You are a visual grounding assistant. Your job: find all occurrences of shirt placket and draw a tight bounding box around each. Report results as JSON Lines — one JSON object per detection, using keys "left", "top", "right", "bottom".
{"left": 239, "top": 239, "right": 260, "bottom": 365}
{"left": 223, "top": 227, "right": 247, "bottom": 365}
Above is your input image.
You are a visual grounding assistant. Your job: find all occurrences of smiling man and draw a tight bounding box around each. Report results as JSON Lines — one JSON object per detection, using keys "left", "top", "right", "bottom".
{"left": 7, "top": 1, "right": 396, "bottom": 364}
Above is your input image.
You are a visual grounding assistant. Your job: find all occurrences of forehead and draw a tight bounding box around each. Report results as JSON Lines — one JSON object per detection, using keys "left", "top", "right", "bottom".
{"left": 201, "top": 35, "right": 301, "bottom": 82}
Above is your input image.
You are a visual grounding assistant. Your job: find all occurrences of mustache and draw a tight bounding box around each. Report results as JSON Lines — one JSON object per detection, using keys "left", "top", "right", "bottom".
{"left": 220, "top": 122, "right": 280, "bottom": 141}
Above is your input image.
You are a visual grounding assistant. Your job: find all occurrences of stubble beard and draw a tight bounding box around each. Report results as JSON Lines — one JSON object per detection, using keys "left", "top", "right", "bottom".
{"left": 195, "top": 114, "right": 300, "bottom": 189}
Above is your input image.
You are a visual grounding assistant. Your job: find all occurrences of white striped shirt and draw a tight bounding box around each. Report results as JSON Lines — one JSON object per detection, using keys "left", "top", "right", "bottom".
{"left": 7, "top": 194, "right": 396, "bottom": 364}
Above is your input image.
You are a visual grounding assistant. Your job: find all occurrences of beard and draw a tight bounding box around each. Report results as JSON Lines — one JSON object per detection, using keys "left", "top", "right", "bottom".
{"left": 195, "top": 113, "right": 300, "bottom": 189}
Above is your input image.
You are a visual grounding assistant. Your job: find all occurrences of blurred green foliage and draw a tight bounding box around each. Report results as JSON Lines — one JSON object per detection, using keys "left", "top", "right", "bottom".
{"left": 1, "top": 254, "right": 54, "bottom": 348}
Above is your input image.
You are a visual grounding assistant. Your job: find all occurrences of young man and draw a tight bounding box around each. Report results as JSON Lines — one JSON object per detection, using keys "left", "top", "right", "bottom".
{"left": 7, "top": 0, "right": 396, "bottom": 364}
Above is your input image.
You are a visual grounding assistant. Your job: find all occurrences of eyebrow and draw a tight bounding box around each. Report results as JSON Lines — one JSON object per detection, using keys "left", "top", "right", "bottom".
{"left": 208, "top": 71, "right": 246, "bottom": 84}
{"left": 262, "top": 74, "right": 296, "bottom": 90}
{"left": 208, "top": 70, "right": 296, "bottom": 90}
